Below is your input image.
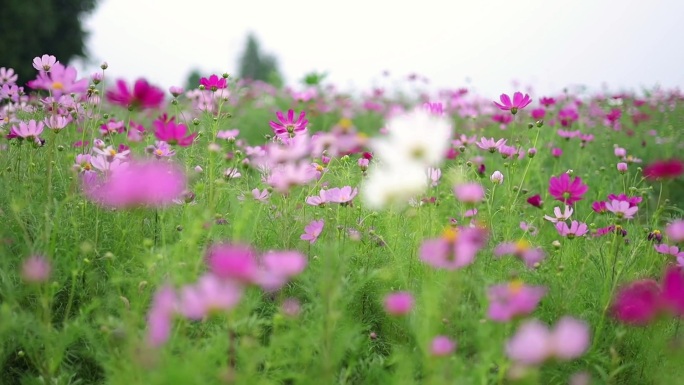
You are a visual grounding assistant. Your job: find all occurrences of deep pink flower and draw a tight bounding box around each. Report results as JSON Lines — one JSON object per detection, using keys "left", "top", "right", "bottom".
{"left": 487, "top": 281, "right": 546, "bottom": 322}
{"left": 269, "top": 109, "right": 308, "bottom": 139}
{"left": 301, "top": 219, "right": 324, "bottom": 244}
{"left": 106, "top": 78, "right": 165, "bottom": 110}
{"left": 21, "top": 255, "right": 51, "bottom": 283}
{"left": 558, "top": 108, "right": 579, "bottom": 127}
{"left": 539, "top": 97, "right": 556, "bottom": 107}
{"left": 384, "top": 291, "right": 414, "bottom": 316}
{"left": 643, "top": 159, "right": 684, "bottom": 180}
{"left": 82, "top": 159, "right": 186, "bottom": 208}
{"left": 531, "top": 108, "right": 546, "bottom": 120}
{"left": 591, "top": 201, "right": 607, "bottom": 213}
{"left": 199, "top": 74, "right": 227, "bottom": 91}
{"left": 611, "top": 279, "right": 661, "bottom": 325}
{"left": 548, "top": 173, "right": 588, "bottom": 204}
{"left": 551, "top": 148, "right": 563, "bottom": 158}
{"left": 527, "top": 194, "right": 543, "bottom": 208}
{"left": 493, "top": 92, "right": 532, "bottom": 114}
{"left": 606, "top": 193, "right": 641, "bottom": 207}
{"left": 661, "top": 267, "right": 684, "bottom": 316}
{"left": 205, "top": 243, "right": 259, "bottom": 282}
{"left": 654, "top": 244, "right": 684, "bottom": 259}
{"left": 153, "top": 116, "right": 197, "bottom": 146}
{"left": 28, "top": 63, "right": 88, "bottom": 98}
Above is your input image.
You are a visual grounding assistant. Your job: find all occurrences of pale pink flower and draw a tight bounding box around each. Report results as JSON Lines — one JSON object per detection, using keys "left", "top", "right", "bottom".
{"left": 665, "top": 220, "right": 684, "bottom": 242}
{"left": 325, "top": 186, "right": 358, "bottom": 204}
{"left": 427, "top": 167, "right": 441, "bottom": 187}
{"left": 430, "top": 336, "right": 456, "bottom": 356}
{"left": 487, "top": 281, "right": 546, "bottom": 322}
{"left": 555, "top": 221, "right": 588, "bottom": 238}
{"left": 476, "top": 137, "right": 507, "bottom": 153}
{"left": 543, "top": 205, "right": 573, "bottom": 223}
{"left": 21, "top": 255, "right": 51, "bottom": 283}
{"left": 32, "top": 54, "right": 59, "bottom": 72}
{"left": 453, "top": 182, "right": 485, "bottom": 203}
{"left": 179, "top": 274, "right": 243, "bottom": 320}
{"left": 654, "top": 244, "right": 684, "bottom": 258}
{"left": 605, "top": 199, "right": 638, "bottom": 219}
{"left": 146, "top": 285, "right": 177, "bottom": 347}
{"left": 300, "top": 220, "right": 324, "bottom": 244}
{"left": 251, "top": 188, "right": 269, "bottom": 202}
{"left": 494, "top": 240, "right": 545, "bottom": 268}
{"left": 506, "top": 317, "right": 590, "bottom": 365}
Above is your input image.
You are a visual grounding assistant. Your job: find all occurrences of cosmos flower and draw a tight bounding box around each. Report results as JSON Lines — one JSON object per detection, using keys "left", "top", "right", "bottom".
{"left": 605, "top": 200, "right": 638, "bottom": 219}
{"left": 419, "top": 227, "right": 488, "bottom": 270}
{"left": 301, "top": 219, "right": 324, "bottom": 244}
{"left": 152, "top": 116, "right": 197, "bottom": 146}
{"left": 494, "top": 240, "right": 546, "bottom": 268}
{"left": 506, "top": 317, "right": 590, "bottom": 366}
{"left": 487, "top": 281, "right": 546, "bottom": 322}
{"left": 493, "top": 92, "right": 532, "bottom": 114}
{"left": 32, "top": 54, "right": 59, "bottom": 72}
{"left": 269, "top": 109, "right": 309, "bottom": 139}
{"left": 199, "top": 74, "right": 227, "bottom": 91}
{"left": 106, "top": 78, "right": 165, "bottom": 110}
{"left": 548, "top": 173, "right": 588, "bottom": 204}
{"left": 643, "top": 158, "right": 684, "bottom": 180}
{"left": 28, "top": 63, "right": 88, "bottom": 98}
{"left": 543, "top": 205, "right": 573, "bottom": 223}
{"left": 555, "top": 221, "right": 589, "bottom": 239}
{"left": 383, "top": 291, "right": 414, "bottom": 316}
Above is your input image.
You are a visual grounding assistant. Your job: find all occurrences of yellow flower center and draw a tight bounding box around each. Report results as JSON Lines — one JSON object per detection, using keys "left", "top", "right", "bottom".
{"left": 339, "top": 118, "right": 353, "bottom": 130}
{"left": 441, "top": 228, "right": 459, "bottom": 243}
{"left": 155, "top": 149, "right": 164, "bottom": 156}
{"left": 83, "top": 163, "right": 91, "bottom": 171}
{"left": 508, "top": 279, "right": 524, "bottom": 294}
{"left": 52, "top": 82, "right": 64, "bottom": 90}
{"left": 515, "top": 239, "right": 530, "bottom": 252}
{"left": 315, "top": 164, "right": 324, "bottom": 172}
{"left": 108, "top": 149, "right": 117, "bottom": 156}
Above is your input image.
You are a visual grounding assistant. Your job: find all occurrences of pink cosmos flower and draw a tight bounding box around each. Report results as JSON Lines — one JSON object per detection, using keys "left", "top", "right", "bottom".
{"left": 548, "top": 173, "right": 588, "bottom": 204}
{"left": 555, "top": 221, "right": 588, "bottom": 239}
{"left": 543, "top": 205, "right": 573, "bottom": 223}
{"left": 179, "top": 274, "right": 244, "bottom": 320}
{"left": 146, "top": 141, "right": 175, "bottom": 159}
{"left": 266, "top": 161, "right": 318, "bottom": 193}
{"left": 269, "top": 109, "right": 308, "bottom": 139}
{"left": 217, "top": 129, "right": 240, "bottom": 140}
{"left": 301, "top": 219, "right": 324, "bottom": 244}
{"left": 43, "top": 115, "right": 69, "bottom": 131}
{"left": 82, "top": 159, "right": 186, "bottom": 208}
{"left": 487, "top": 281, "right": 546, "bottom": 322}
{"left": 506, "top": 317, "right": 590, "bottom": 366}
{"left": 153, "top": 116, "right": 197, "bottom": 146}
{"left": 476, "top": 137, "right": 507, "bottom": 153}
{"left": 430, "top": 336, "right": 456, "bottom": 356}
{"left": 383, "top": 291, "right": 414, "bottom": 316}
{"left": 606, "top": 193, "right": 641, "bottom": 207}
{"left": 531, "top": 108, "right": 546, "bottom": 120}
{"left": 551, "top": 148, "right": 563, "bottom": 158}
{"left": 199, "top": 74, "right": 227, "bottom": 91}
{"left": 419, "top": 227, "right": 488, "bottom": 270}
{"left": 453, "top": 182, "right": 485, "bottom": 203}
{"left": 0, "top": 67, "right": 18, "bottom": 85}
{"left": 11, "top": 120, "right": 44, "bottom": 143}
{"left": 654, "top": 244, "right": 684, "bottom": 259}
{"left": 427, "top": 167, "right": 441, "bottom": 187}
{"left": 205, "top": 243, "right": 259, "bottom": 283}
{"left": 605, "top": 199, "right": 638, "bottom": 219}
{"left": 169, "top": 86, "right": 184, "bottom": 97}
{"left": 28, "top": 63, "right": 88, "bottom": 98}
{"left": 306, "top": 189, "right": 328, "bottom": 206}
{"left": 32, "top": 54, "right": 58, "bottom": 72}
{"left": 256, "top": 250, "right": 308, "bottom": 291}
{"left": 21, "top": 255, "right": 51, "bottom": 283}
{"left": 493, "top": 92, "right": 532, "bottom": 114}
{"left": 106, "top": 78, "right": 165, "bottom": 110}
{"left": 146, "top": 285, "right": 177, "bottom": 347}
{"left": 325, "top": 186, "right": 358, "bottom": 204}
{"left": 251, "top": 188, "right": 269, "bottom": 202}
{"left": 494, "top": 240, "right": 546, "bottom": 268}
{"left": 665, "top": 220, "right": 684, "bottom": 242}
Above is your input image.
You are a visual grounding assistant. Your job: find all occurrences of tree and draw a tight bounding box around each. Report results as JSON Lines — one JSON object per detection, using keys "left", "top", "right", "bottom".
{"left": 0, "top": 0, "right": 98, "bottom": 85}
{"left": 237, "top": 33, "right": 281, "bottom": 85}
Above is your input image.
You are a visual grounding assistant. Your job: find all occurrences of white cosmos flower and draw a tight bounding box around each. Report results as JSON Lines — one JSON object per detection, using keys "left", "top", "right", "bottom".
{"left": 361, "top": 164, "right": 427, "bottom": 210}
{"left": 371, "top": 108, "right": 452, "bottom": 168}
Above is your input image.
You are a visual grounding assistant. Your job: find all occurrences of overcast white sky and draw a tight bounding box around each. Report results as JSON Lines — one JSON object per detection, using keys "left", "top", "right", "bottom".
{"left": 79, "top": 0, "right": 683, "bottom": 97}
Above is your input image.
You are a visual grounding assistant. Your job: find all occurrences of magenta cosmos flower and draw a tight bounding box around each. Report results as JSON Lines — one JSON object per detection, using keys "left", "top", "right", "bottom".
{"left": 28, "top": 63, "right": 88, "bottom": 98}
{"left": 82, "top": 159, "right": 186, "bottom": 208}
{"left": 611, "top": 267, "right": 684, "bottom": 324}
{"left": 205, "top": 243, "right": 259, "bottom": 283}
{"left": 106, "top": 78, "right": 165, "bottom": 110}
{"left": 153, "top": 116, "right": 197, "bottom": 146}
{"left": 493, "top": 92, "right": 532, "bottom": 115}
{"left": 269, "top": 109, "right": 309, "bottom": 139}
{"left": 383, "top": 291, "right": 414, "bottom": 316}
{"left": 642, "top": 158, "right": 684, "bottom": 180}
{"left": 301, "top": 219, "right": 324, "bottom": 244}
{"left": 548, "top": 173, "right": 588, "bottom": 204}
{"left": 487, "top": 280, "right": 546, "bottom": 322}
{"left": 199, "top": 74, "right": 227, "bottom": 91}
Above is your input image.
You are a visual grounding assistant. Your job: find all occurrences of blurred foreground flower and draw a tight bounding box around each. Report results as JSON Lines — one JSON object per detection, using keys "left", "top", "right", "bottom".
{"left": 506, "top": 317, "right": 590, "bottom": 366}
{"left": 611, "top": 266, "right": 684, "bottom": 325}
{"left": 106, "top": 78, "right": 165, "bottom": 110}
{"left": 82, "top": 159, "right": 186, "bottom": 208}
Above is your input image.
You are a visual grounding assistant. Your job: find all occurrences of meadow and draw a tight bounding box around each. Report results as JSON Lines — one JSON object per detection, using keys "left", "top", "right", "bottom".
{"left": 1, "top": 56, "right": 683, "bottom": 385}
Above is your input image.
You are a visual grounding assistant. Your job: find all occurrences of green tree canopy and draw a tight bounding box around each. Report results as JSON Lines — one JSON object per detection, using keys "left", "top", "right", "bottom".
{"left": 237, "top": 33, "right": 282, "bottom": 85}
{"left": 0, "top": 0, "right": 98, "bottom": 85}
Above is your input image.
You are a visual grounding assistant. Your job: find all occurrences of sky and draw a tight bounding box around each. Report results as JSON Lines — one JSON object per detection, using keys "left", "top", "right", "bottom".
{"left": 78, "top": 0, "right": 684, "bottom": 98}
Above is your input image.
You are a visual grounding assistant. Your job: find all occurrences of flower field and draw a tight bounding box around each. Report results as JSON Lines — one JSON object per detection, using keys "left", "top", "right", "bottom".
{"left": 1, "top": 56, "right": 683, "bottom": 384}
